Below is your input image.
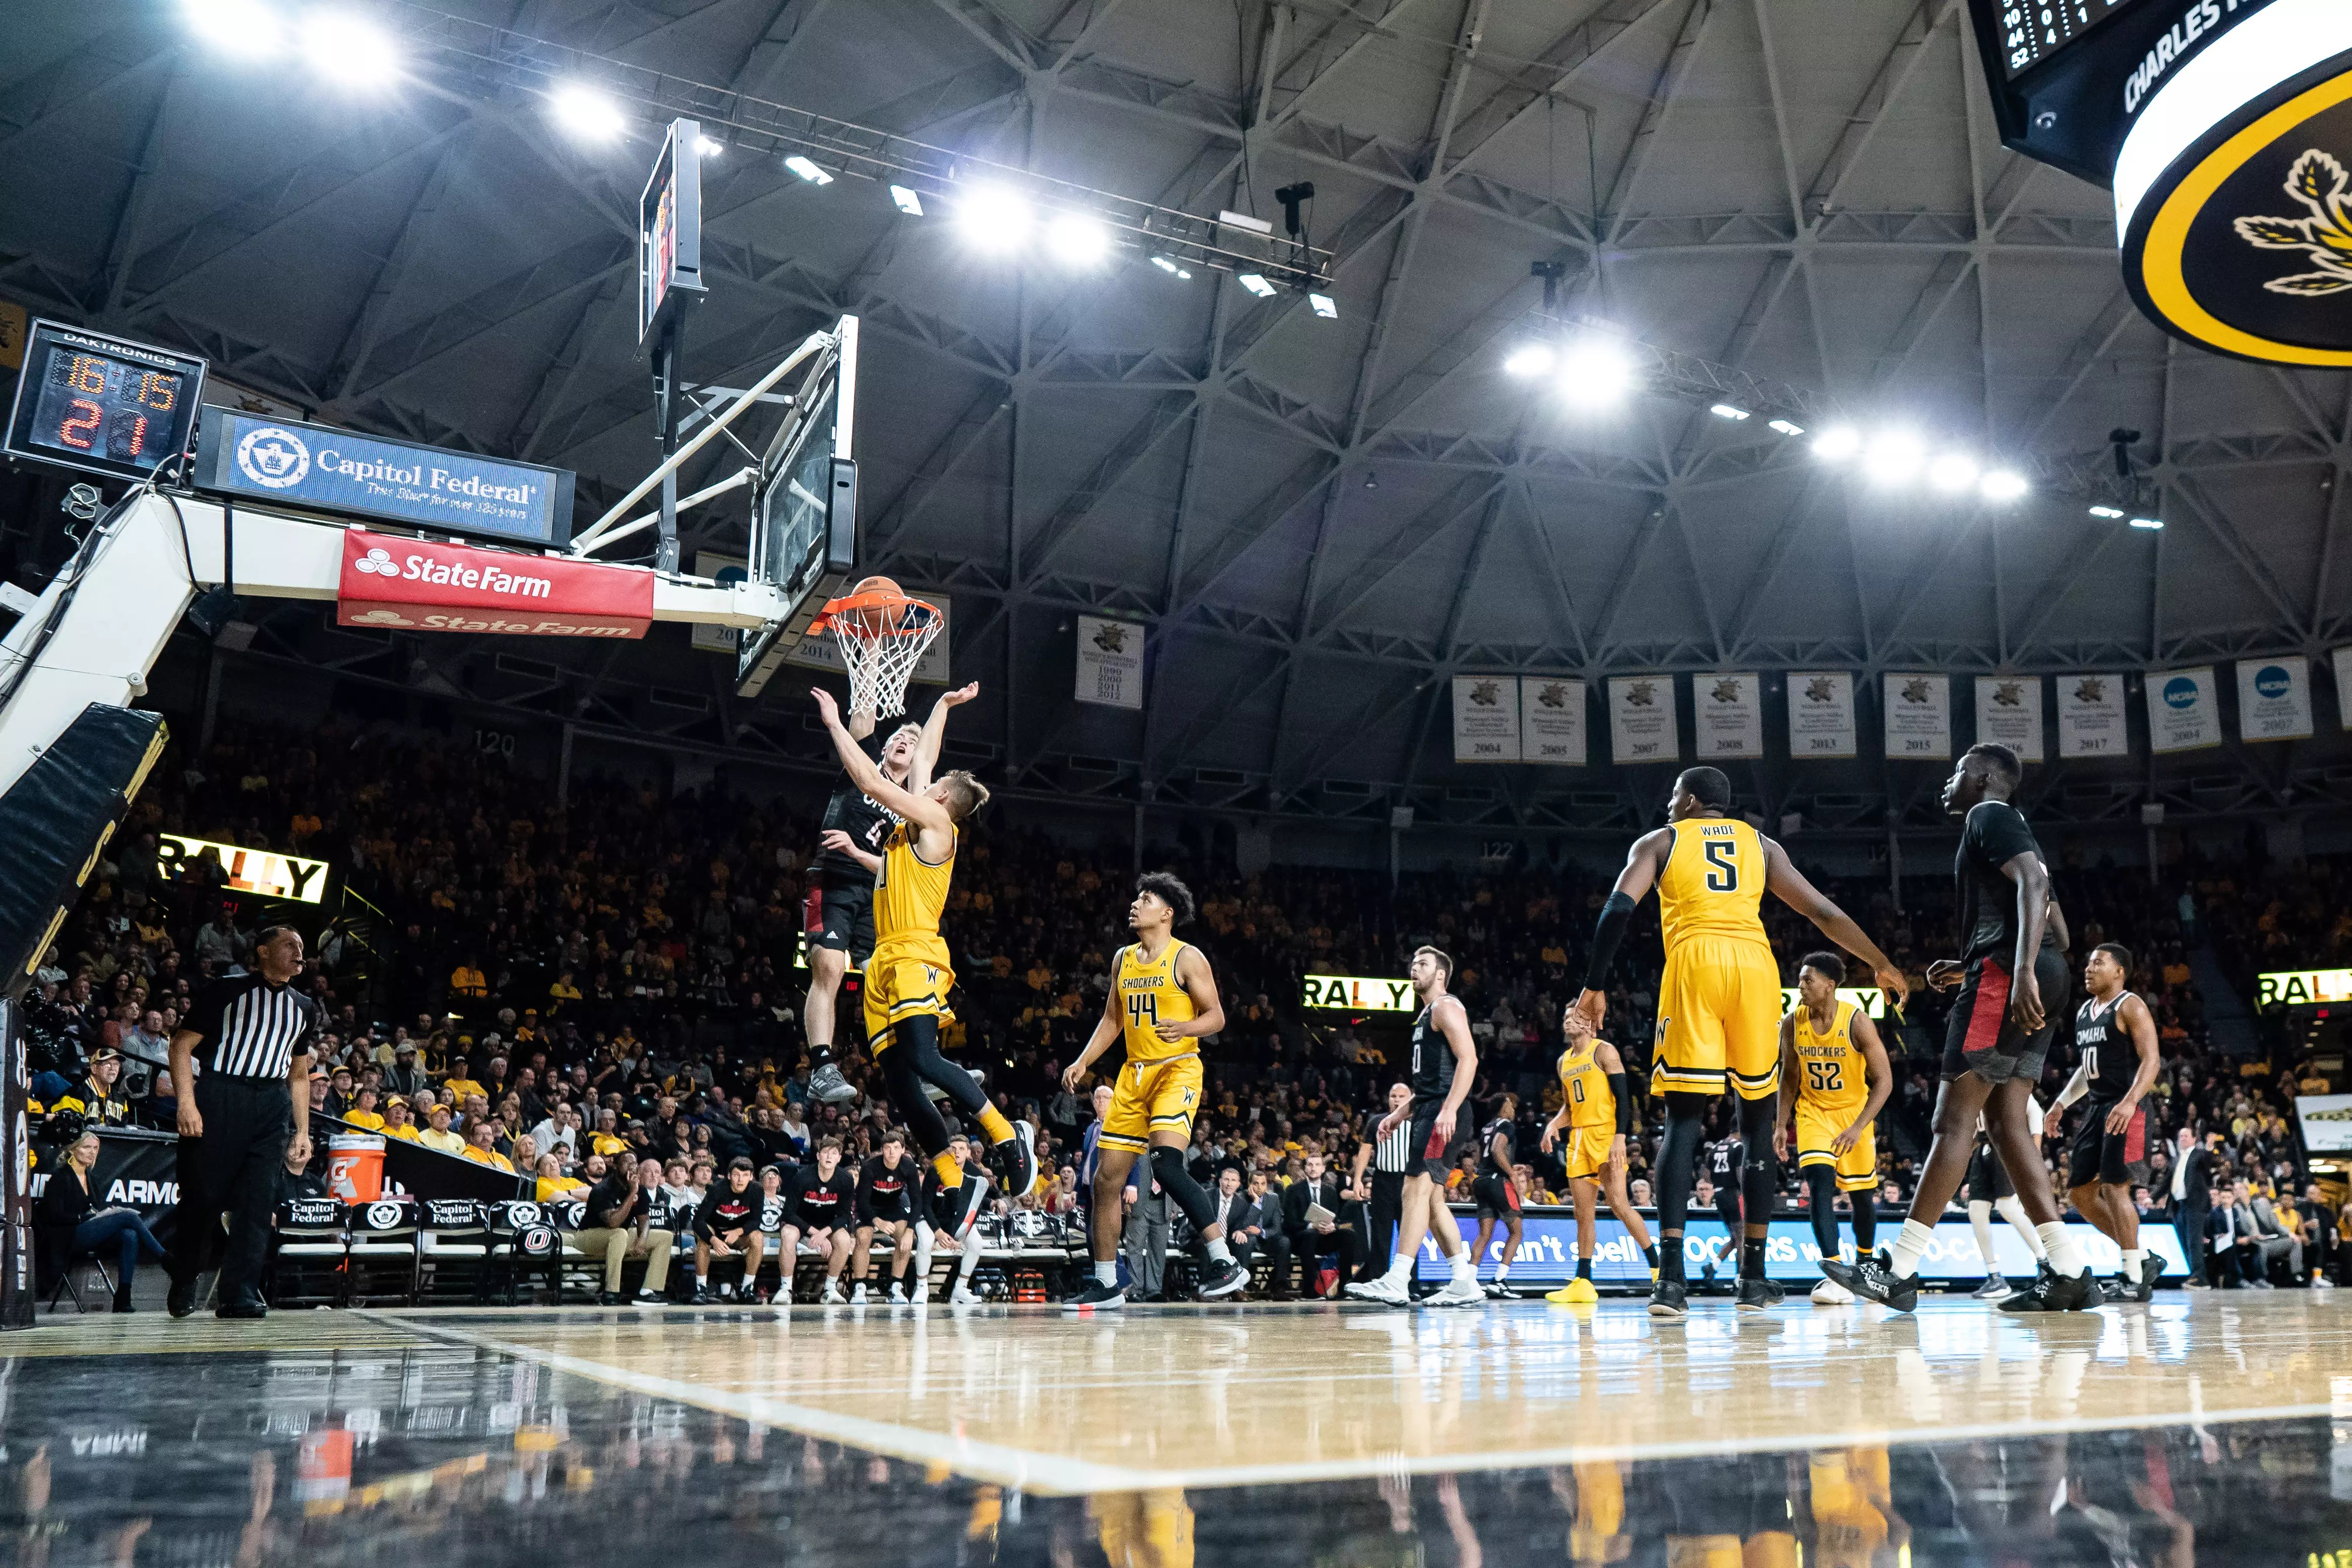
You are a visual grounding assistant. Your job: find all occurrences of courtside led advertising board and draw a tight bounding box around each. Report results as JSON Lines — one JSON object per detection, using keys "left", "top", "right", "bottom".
{"left": 3, "top": 321, "right": 205, "bottom": 484}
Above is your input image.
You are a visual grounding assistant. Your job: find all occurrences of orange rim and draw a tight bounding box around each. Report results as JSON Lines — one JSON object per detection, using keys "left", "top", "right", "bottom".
{"left": 808, "top": 589, "right": 939, "bottom": 635}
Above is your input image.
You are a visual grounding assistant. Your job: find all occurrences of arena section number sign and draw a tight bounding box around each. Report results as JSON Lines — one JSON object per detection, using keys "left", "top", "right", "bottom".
{"left": 1301, "top": 974, "right": 1416, "bottom": 1012}
{"left": 3, "top": 320, "right": 205, "bottom": 484}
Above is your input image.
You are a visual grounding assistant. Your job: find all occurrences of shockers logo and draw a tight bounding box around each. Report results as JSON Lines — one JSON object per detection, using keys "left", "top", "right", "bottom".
{"left": 2233, "top": 150, "right": 2352, "bottom": 296}
{"left": 234, "top": 425, "right": 311, "bottom": 489}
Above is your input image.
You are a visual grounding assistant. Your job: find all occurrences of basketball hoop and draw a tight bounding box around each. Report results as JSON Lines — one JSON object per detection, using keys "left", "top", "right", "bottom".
{"left": 810, "top": 580, "right": 941, "bottom": 718}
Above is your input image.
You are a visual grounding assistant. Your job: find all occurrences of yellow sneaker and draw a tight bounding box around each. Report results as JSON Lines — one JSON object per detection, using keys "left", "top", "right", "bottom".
{"left": 1546, "top": 1277, "right": 1601, "bottom": 1305}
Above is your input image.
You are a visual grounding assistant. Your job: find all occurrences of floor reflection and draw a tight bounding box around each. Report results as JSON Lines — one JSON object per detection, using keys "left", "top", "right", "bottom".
{"left": 2, "top": 1345, "right": 2347, "bottom": 1566}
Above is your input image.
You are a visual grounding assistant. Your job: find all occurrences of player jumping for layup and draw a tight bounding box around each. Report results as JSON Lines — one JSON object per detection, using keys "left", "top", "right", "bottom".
{"left": 802, "top": 684, "right": 978, "bottom": 1103}
{"left": 1576, "top": 766, "right": 1908, "bottom": 1318}
{"left": 1774, "top": 952, "right": 1894, "bottom": 1304}
{"left": 1060, "top": 874, "right": 1247, "bottom": 1308}
{"left": 1540, "top": 1004, "right": 1658, "bottom": 1304}
{"left": 1823, "top": 743, "right": 2096, "bottom": 1312}
{"left": 811, "top": 687, "right": 1031, "bottom": 1237}
{"left": 1349, "top": 946, "right": 1485, "bottom": 1307}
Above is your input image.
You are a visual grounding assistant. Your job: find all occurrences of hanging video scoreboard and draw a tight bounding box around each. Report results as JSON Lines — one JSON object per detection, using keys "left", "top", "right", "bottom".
{"left": 638, "top": 117, "right": 706, "bottom": 346}
{"left": 3, "top": 320, "right": 205, "bottom": 483}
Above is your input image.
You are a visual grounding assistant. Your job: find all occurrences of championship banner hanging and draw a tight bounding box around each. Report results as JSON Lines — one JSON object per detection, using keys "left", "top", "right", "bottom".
{"left": 1451, "top": 675, "right": 1521, "bottom": 763}
{"left": 2056, "top": 672, "right": 2130, "bottom": 758}
{"left": 1974, "top": 675, "right": 2045, "bottom": 763}
{"left": 1073, "top": 615, "right": 1146, "bottom": 709}
{"left": 2146, "top": 665, "right": 2224, "bottom": 752}
{"left": 1881, "top": 673, "right": 1951, "bottom": 759}
{"left": 1694, "top": 673, "right": 1763, "bottom": 760}
{"left": 2235, "top": 654, "right": 2313, "bottom": 740}
{"left": 1608, "top": 675, "right": 1678, "bottom": 765}
{"left": 1786, "top": 671, "right": 1856, "bottom": 759}
{"left": 1519, "top": 675, "right": 1586, "bottom": 767}
{"left": 336, "top": 530, "right": 652, "bottom": 638}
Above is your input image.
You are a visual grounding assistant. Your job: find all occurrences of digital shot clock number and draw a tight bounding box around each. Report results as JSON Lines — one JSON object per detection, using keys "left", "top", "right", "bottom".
{"left": 4, "top": 320, "right": 206, "bottom": 484}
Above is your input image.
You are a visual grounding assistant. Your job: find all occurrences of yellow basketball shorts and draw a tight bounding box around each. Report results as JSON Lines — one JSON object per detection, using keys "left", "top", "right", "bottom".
{"left": 1651, "top": 935, "right": 1784, "bottom": 1100}
{"left": 1794, "top": 1102, "right": 1878, "bottom": 1192}
{"left": 1099, "top": 1053, "right": 1203, "bottom": 1154}
{"left": 1561, "top": 1124, "right": 1618, "bottom": 1182}
{"left": 863, "top": 949, "right": 955, "bottom": 1053}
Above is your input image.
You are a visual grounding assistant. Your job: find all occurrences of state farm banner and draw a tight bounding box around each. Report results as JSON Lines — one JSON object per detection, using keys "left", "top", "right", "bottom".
{"left": 1786, "top": 672, "right": 1856, "bottom": 759}
{"left": 2055, "top": 673, "right": 2129, "bottom": 758}
{"left": 1694, "top": 673, "right": 1763, "bottom": 759}
{"left": 1608, "top": 675, "right": 1678, "bottom": 765}
{"left": 1974, "top": 675, "right": 2044, "bottom": 763}
{"left": 2236, "top": 656, "right": 2313, "bottom": 742}
{"left": 2147, "top": 666, "right": 2223, "bottom": 753}
{"left": 1073, "top": 615, "right": 1146, "bottom": 709}
{"left": 1520, "top": 675, "right": 1586, "bottom": 766}
{"left": 1451, "top": 675, "right": 1521, "bottom": 763}
{"left": 337, "top": 530, "right": 652, "bottom": 638}
{"left": 1881, "top": 673, "right": 1950, "bottom": 759}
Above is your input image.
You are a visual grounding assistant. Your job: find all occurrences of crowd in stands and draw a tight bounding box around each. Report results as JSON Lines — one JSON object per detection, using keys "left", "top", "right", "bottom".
{"left": 19, "top": 714, "right": 2349, "bottom": 1298}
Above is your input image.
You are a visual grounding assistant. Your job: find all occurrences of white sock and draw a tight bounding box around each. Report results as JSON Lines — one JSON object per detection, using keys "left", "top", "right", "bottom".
{"left": 1888, "top": 1219, "right": 1936, "bottom": 1279}
{"left": 1997, "top": 1196, "right": 2046, "bottom": 1257}
{"left": 2122, "top": 1247, "right": 2147, "bottom": 1275}
{"left": 1094, "top": 1261, "right": 1119, "bottom": 1288}
{"left": 1494, "top": 1264, "right": 1510, "bottom": 1281}
{"left": 1385, "top": 1252, "right": 1415, "bottom": 1283}
{"left": 1448, "top": 1249, "right": 1474, "bottom": 1277}
{"left": 1205, "top": 1237, "right": 1233, "bottom": 1264}
{"left": 2039, "top": 1222, "right": 2086, "bottom": 1276}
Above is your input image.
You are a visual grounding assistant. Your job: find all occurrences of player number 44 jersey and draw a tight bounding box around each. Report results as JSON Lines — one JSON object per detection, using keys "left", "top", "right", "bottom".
{"left": 1116, "top": 940, "right": 1198, "bottom": 1064}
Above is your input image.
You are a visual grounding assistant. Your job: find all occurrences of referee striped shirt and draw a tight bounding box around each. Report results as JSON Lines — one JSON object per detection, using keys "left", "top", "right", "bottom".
{"left": 185, "top": 974, "right": 319, "bottom": 1080}
{"left": 1368, "top": 1115, "right": 1410, "bottom": 1174}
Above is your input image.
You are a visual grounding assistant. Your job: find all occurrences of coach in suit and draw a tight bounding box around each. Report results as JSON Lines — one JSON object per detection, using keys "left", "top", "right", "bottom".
{"left": 2169, "top": 1127, "right": 2216, "bottom": 1288}
{"left": 1280, "top": 1151, "right": 1365, "bottom": 1299}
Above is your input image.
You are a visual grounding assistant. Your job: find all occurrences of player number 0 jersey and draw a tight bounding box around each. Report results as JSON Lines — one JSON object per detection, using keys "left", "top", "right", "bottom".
{"left": 1792, "top": 997, "right": 1866, "bottom": 1114}
{"left": 1116, "top": 940, "right": 1198, "bottom": 1064}
{"left": 1556, "top": 1039, "right": 1615, "bottom": 1129}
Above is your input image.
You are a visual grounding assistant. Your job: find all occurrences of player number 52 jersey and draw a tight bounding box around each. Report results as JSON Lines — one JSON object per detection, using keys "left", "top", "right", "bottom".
{"left": 1792, "top": 999, "right": 1866, "bottom": 1113}
{"left": 1116, "top": 940, "right": 1198, "bottom": 1064}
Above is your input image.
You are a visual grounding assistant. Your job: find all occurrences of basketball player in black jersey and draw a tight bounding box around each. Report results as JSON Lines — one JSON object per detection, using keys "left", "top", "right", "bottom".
{"left": 1701, "top": 1133, "right": 1743, "bottom": 1292}
{"left": 1349, "top": 946, "right": 1484, "bottom": 1306}
{"left": 802, "top": 683, "right": 978, "bottom": 1103}
{"left": 2051, "top": 941, "right": 2162, "bottom": 1300}
{"left": 1469, "top": 1096, "right": 1523, "bottom": 1298}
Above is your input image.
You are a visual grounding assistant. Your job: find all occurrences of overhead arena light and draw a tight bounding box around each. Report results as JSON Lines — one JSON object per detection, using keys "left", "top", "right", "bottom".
{"left": 1980, "top": 469, "right": 2030, "bottom": 502}
{"left": 1812, "top": 425, "right": 1861, "bottom": 461}
{"left": 889, "top": 185, "right": 924, "bottom": 216}
{"left": 301, "top": 10, "right": 399, "bottom": 87}
{"left": 1503, "top": 345, "right": 1555, "bottom": 377}
{"left": 1710, "top": 404, "right": 1751, "bottom": 421}
{"left": 1150, "top": 255, "right": 1192, "bottom": 279}
{"left": 1927, "top": 452, "right": 1979, "bottom": 493}
{"left": 1235, "top": 273, "right": 1277, "bottom": 298}
{"left": 954, "top": 182, "right": 1034, "bottom": 252}
{"left": 783, "top": 155, "right": 832, "bottom": 184}
{"left": 1862, "top": 430, "right": 1924, "bottom": 485}
{"left": 184, "top": 0, "right": 286, "bottom": 59}
{"left": 549, "top": 82, "right": 626, "bottom": 141}
{"left": 1307, "top": 292, "right": 1338, "bottom": 319}
{"left": 1768, "top": 418, "right": 1805, "bottom": 437}
{"left": 2129, "top": 515, "right": 2165, "bottom": 530}
{"left": 2088, "top": 504, "right": 2126, "bottom": 519}
{"left": 1557, "top": 341, "right": 1635, "bottom": 406}
{"left": 1045, "top": 212, "right": 1112, "bottom": 268}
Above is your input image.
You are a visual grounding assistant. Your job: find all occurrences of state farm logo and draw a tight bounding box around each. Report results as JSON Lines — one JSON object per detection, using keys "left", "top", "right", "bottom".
{"left": 236, "top": 425, "right": 311, "bottom": 489}
{"left": 349, "top": 608, "right": 418, "bottom": 627}
{"left": 352, "top": 547, "right": 398, "bottom": 576}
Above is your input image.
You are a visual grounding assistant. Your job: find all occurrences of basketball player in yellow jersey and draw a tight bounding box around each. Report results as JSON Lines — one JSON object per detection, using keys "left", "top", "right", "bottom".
{"left": 1808, "top": 1445, "right": 1900, "bottom": 1568}
{"left": 1773, "top": 951, "right": 1894, "bottom": 1305}
{"left": 812, "top": 687, "right": 1030, "bottom": 1238}
{"left": 1575, "top": 766, "right": 1908, "bottom": 1318}
{"left": 1540, "top": 1006, "right": 1660, "bottom": 1304}
{"left": 1060, "top": 874, "right": 1247, "bottom": 1307}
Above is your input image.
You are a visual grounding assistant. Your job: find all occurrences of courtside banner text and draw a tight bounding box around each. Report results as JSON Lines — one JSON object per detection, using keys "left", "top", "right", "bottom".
{"left": 157, "top": 833, "right": 329, "bottom": 904}
{"left": 1301, "top": 974, "right": 1416, "bottom": 1012}
{"left": 336, "top": 530, "right": 653, "bottom": 639}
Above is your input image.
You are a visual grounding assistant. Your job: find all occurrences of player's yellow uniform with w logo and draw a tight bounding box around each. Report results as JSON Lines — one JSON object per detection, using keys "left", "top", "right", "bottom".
{"left": 862, "top": 822, "right": 956, "bottom": 1053}
{"left": 1556, "top": 1038, "right": 1618, "bottom": 1180}
{"left": 1651, "top": 817, "right": 1783, "bottom": 1100}
{"left": 1099, "top": 940, "right": 1203, "bottom": 1154}
{"left": 1791, "top": 997, "right": 1876, "bottom": 1191}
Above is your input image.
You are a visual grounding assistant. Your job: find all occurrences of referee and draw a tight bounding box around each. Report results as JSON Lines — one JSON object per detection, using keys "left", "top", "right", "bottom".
{"left": 165, "top": 925, "right": 319, "bottom": 1319}
{"left": 1350, "top": 1081, "right": 1413, "bottom": 1269}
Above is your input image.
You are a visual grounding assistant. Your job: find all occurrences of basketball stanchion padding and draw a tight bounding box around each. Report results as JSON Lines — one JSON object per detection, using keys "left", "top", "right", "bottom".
{"left": 807, "top": 574, "right": 942, "bottom": 718}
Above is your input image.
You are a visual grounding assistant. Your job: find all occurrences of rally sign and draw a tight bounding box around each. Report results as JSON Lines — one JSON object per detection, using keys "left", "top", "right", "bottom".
{"left": 1302, "top": 974, "right": 1416, "bottom": 1012}
{"left": 336, "top": 530, "right": 653, "bottom": 639}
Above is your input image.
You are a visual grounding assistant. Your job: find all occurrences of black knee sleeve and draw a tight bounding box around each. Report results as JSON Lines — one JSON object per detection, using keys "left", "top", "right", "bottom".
{"left": 895, "top": 1015, "right": 989, "bottom": 1119}
{"left": 1851, "top": 1191, "right": 1876, "bottom": 1254}
{"left": 1149, "top": 1146, "right": 1219, "bottom": 1234}
{"left": 1738, "top": 1095, "right": 1777, "bottom": 1226}
{"left": 880, "top": 1040, "right": 953, "bottom": 1158}
{"left": 1805, "top": 1164, "right": 1841, "bottom": 1258}
{"left": 1656, "top": 1093, "right": 1707, "bottom": 1282}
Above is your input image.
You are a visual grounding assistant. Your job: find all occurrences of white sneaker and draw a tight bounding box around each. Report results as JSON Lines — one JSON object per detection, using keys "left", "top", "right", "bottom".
{"left": 2315, "top": 1275, "right": 2335, "bottom": 1291}
{"left": 911, "top": 1280, "right": 930, "bottom": 1305}
{"left": 1345, "top": 1274, "right": 1413, "bottom": 1305}
{"left": 1810, "top": 1277, "right": 1855, "bottom": 1305}
{"left": 1430, "top": 1273, "right": 1487, "bottom": 1307}
{"left": 851, "top": 1282, "right": 868, "bottom": 1305}
{"left": 887, "top": 1281, "right": 908, "bottom": 1304}
{"left": 819, "top": 1280, "right": 845, "bottom": 1305}
{"left": 950, "top": 1282, "right": 981, "bottom": 1304}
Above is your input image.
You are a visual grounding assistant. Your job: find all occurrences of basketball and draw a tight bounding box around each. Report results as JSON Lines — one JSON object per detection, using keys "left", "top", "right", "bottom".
{"left": 846, "top": 575, "right": 903, "bottom": 634}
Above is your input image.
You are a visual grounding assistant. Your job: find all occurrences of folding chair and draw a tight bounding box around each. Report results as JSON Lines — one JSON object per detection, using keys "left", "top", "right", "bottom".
{"left": 484, "top": 1201, "right": 562, "bottom": 1304}
{"left": 346, "top": 1196, "right": 420, "bottom": 1306}
{"left": 267, "top": 1197, "right": 349, "bottom": 1307}
{"left": 42, "top": 1252, "right": 118, "bottom": 1313}
{"left": 418, "top": 1199, "right": 491, "bottom": 1302}
{"left": 552, "top": 1200, "right": 607, "bottom": 1301}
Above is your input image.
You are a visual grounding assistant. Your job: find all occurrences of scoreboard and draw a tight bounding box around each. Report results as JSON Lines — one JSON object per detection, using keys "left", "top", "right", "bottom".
{"left": 1989, "top": 0, "right": 2147, "bottom": 80}
{"left": 3, "top": 321, "right": 205, "bottom": 483}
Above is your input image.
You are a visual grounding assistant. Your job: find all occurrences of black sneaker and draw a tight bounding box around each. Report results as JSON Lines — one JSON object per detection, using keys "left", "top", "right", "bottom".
{"left": 1197, "top": 1256, "right": 1248, "bottom": 1299}
{"left": 931, "top": 1174, "right": 990, "bottom": 1240}
{"left": 598, "top": 1291, "right": 623, "bottom": 1306}
{"left": 1736, "top": 1276, "right": 1786, "bottom": 1312}
{"left": 985, "top": 1122, "right": 1039, "bottom": 1200}
{"left": 1649, "top": 1278, "right": 1689, "bottom": 1319}
{"left": 2138, "top": 1254, "right": 2163, "bottom": 1302}
{"left": 216, "top": 1297, "right": 267, "bottom": 1320}
{"left": 1823, "top": 1251, "right": 1918, "bottom": 1312}
{"left": 167, "top": 1276, "right": 197, "bottom": 1319}
{"left": 808, "top": 1062, "right": 858, "bottom": 1104}
{"left": 1998, "top": 1263, "right": 2098, "bottom": 1313}
{"left": 1063, "top": 1280, "right": 1126, "bottom": 1312}
{"left": 691, "top": 1287, "right": 712, "bottom": 1305}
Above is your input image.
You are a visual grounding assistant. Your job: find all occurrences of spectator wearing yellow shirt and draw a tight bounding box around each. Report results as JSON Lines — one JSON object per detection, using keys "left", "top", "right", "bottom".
{"left": 342, "top": 1087, "right": 387, "bottom": 1132}
{"left": 462, "top": 1119, "right": 515, "bottom": 1173}
{"left": 418, "top": 1103, "right": 465, "bottom": 1155}
{"left": 590, "top": 1108, "right": 628, "bottom": 1158}
{"left": 547, "top": 973, "right": 582, "bottom": 1014}
{"left": 535, "top": 1155, "right": 589, "bottom": 1204}
{"left": 443, "top": 1057, "right": 487, "bottom": 1106}
{"left": 450, "top": 959, "right": 489, "bottom": 1000}
{"left": 382, "top": 1099, "right": 419, "bottom": 1142}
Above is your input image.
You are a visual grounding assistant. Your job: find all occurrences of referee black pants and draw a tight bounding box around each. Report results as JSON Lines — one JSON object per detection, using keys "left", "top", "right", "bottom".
{"left": 1368, "top": 1170, "right": 1406, "bottom": 1270}
{"left": 167, "top": 1074, "right": 293, "bottom": 1304}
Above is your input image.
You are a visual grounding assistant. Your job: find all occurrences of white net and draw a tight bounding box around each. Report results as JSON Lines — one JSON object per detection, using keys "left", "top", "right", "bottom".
{"left": 831, "top": 594, "right": 943, "bottom": 718}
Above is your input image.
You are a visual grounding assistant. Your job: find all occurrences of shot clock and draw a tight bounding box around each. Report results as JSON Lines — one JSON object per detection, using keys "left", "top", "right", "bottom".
{"left": 4, "top": 321, "right": 206, "bottom": 484}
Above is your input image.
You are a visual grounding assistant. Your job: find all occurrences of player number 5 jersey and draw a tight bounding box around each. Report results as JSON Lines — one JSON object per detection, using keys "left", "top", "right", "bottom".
{"left": 1116, "top": 940, "right": 1198, "bottom": 1064}
{"left": 1792, "top": 998, "right": 1866, "bottom": 1113}
{"left": 1657, "top": 818, "right": 1769, "bottom": 952}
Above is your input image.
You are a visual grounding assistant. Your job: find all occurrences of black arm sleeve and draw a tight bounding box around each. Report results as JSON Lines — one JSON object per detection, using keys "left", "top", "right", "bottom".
{"left": 1610, "top": 1073, "right": 1632, "bottom": 1134}
{"left": 1583, "top": 891, "right": 1639, "bottom": 991}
